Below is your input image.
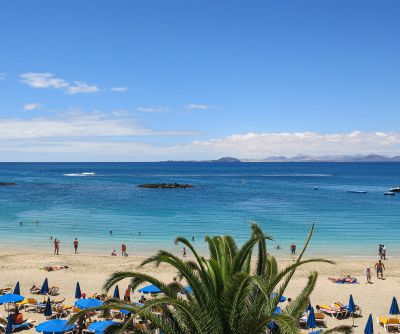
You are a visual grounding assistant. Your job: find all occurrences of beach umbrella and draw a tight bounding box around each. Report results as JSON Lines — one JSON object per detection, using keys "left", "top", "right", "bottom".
{"left": 40, "top": 278, "right": 49, "bottom": 295}
{"left": 270, "top": 292, "right": 287, "bottom": 303}
{"left": 273, "top": 306, "right": 282, "bottom": 315}
{"left": 364, "top": 314, "right": 373, "bottom": 334}
{"left": 88, "top": 320, "right": 120, "bottom": 334}
{"left": 5, "top": 314, "right": 12, "bottom": 334}
{"left": 113, "top": 285, "right": 120, "bottom": 299}
{"left": 348, "top": 294, "right": 356, "bottom": 326}
{"left": 138, "top": 284, "right": 161, "bottom": 294}
{"left": 0, "top": 293, "right": 24, "bottom": 305}
{"left": 36, "top": 319, "right": 75, "bottom": 333}
{"left": 75, "top": 282, "right": 81, "bottom": 299}
{"left": 390, "top": 297, "right": 400, "bottom": 317}
{"left": 75, "top": 298, "right": 103, "bottom": 309}
{"left": 44, "top": 298, "right": 52, "bottom": 318}
{"left": 13, "top": 282, "right": 20, "bottom": 295}
{"left": 306, "top": 307, "right": 316, "bottom": 330}
{"left": 179, "top": 286, "right": 193, "bottom": 294}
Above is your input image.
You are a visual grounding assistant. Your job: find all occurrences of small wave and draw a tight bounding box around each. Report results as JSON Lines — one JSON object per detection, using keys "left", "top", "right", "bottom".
{"left": 261, "top": 173, "right": 332, "bottom": 177}
{"left": 63, "top": 172, "right": 96, "bottom": 177}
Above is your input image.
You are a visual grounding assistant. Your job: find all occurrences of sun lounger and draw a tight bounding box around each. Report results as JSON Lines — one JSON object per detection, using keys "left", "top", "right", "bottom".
{"left": 0, "top": 288, "right": 12, "bottom": 295}
{"left": 24, "top": 298, "right": 40, "bottom": 312}
{"left": 0, "top": 317, "right": 36, "bottom": 332}
{"left": 319, "top": 305, "right": 348, "bottom": 319}
{"left": 334, "top": 302, "right": 362, "bottom": 316}
{"left": 299, "top": 312, "right": 325, "bottom": 326}
{"left": 377, "top": 317, "right": 400, "bottom": 332}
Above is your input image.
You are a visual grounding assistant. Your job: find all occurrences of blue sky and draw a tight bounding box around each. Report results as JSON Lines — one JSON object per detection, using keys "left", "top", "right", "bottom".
{"left": 0, "top": 0, "right": 399, "bottom": 161}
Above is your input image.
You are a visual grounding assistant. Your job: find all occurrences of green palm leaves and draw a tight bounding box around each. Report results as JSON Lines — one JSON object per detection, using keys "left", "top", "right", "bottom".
{"left": 70, "top": 224, "right": 351, "bottom": 334}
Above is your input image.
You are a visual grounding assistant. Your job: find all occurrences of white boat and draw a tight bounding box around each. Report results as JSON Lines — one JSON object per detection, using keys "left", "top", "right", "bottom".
{"left": 384, "top": 192, "right": 395, "bottom": 196}
{"left": 347, "top": 190, "right": 367, "bottom": 194}
{"left": 389, "top": 186, "right": 400, "bottom": 193}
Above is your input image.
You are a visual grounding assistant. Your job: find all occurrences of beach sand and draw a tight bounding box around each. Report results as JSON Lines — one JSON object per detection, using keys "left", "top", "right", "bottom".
{"left": 0, "top": 249, "right": 399, "bottom": 333}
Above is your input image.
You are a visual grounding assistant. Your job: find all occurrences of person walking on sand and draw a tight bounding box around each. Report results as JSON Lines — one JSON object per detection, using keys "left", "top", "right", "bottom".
{"left": 365, "top": 266, "right": 372, "bottom": 284}
{"left": 73, "top": 238, "right": 79, "bottom": 254}
{"left": 121, "top": 243, "right": 127, "bottom": 256}
{"left": 375, "top": 260, "right": 385, "bottom": 279}
{"left": 54, "top": 239, "right": 60, "bottom": 255}
{"left": 290, "top": 243, "right": 296, "bottom": 254}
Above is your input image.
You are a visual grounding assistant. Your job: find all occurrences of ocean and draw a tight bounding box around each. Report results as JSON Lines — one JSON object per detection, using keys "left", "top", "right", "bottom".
{"left": 0, "top": 162, "right": 399, "bottom": 256}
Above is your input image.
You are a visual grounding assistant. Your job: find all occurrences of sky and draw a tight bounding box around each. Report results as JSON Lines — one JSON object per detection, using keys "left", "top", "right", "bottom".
{"left": 0, "top": 0, "right": 399, "bottom": 161}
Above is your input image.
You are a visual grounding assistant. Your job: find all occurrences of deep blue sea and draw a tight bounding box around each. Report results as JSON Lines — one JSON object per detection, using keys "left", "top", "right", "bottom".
{"left": 1, "top": 162, "right": 399, "bottom": 256}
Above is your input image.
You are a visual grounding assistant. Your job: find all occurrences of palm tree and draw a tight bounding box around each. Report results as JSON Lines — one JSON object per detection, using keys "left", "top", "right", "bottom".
{"left": 70, "top": 224, "right": 352, "bottom": 334}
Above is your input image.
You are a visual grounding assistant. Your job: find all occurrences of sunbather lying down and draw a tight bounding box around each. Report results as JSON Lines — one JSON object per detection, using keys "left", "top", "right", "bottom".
{"left": 42, "top": 265, "right": 69, "bottom": 272}
{"left": 328, "top": 275, "right": 358, "bottom": 284}
{"left": 30, "top": 285, "right": 60, "bottom": 295}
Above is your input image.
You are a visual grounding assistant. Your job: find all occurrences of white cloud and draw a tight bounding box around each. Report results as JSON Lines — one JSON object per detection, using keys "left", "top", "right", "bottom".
{"left": 185, "top": 103, "right": 209, "bottom": 110}
{"left": 0, "top": 73, "right": 6, "bottom": 80}
{"left": 174, "top": 131, "right": 400, "bottom": 158}
{"left": 137, "top": 107, "right": 168, "bottom": 113}
{"left": 20, "top": 72, "right": 100, "bottom": 94}
{"left": 110, "top": 86, "right": 128, "bottom": 93}
{"left": 23, "top": 103, "right": 42, "bottom": 111}
{"left": 0, "top": 111, "right": 196, "bottom": 140}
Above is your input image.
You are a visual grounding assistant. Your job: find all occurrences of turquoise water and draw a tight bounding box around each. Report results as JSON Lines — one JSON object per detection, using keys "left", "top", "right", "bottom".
{"left": 0, "top": 162, "right": 399, "bottom": 256}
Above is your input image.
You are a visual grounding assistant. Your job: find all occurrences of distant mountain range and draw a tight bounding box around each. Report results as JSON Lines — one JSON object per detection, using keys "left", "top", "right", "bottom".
{"left": 164, "top": 155, "right": 400, "bottom": 163}
{"left": 243, "top": 154, "right": 400, "bottom": 162}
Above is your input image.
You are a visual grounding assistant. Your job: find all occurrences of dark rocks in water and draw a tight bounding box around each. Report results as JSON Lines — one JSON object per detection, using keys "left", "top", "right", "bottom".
{"left": 0, "top": 182, "right": 16, "bottom": 186}
{"left": 138, "top": 183, "right": 193, "bottom": 189}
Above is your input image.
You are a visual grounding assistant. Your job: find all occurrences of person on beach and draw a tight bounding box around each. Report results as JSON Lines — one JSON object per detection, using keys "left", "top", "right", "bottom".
{"left": 122, "top": 243, "right": 127, "bottom": 256}
{"left": 290, "top": 243, "right": 296, "bottom": 254}
{"left": 54, "top": 239, "right": 60, "bottom": 255}
{"left": 109, "top": 230, "right": 113, "bottom": 236}
{"left": 73, "top": 238, "right": 79, "bottom": 254}
{"left": 379, "top": 244, "right": 383, "bottom": 258}
{"left": 365, "top": 266, "right": 372, "bottom": 284}
{"left": 124, "top": 285, "right": 131, "bottom": 302}
{"left": 375, "top": 260, "right": 385, "bottom": 279}
{"left": 382, "top": 245, "right": 387, "bottom": 260}
{"left": 183, "top": 247, "right": 187, "bottom": 257}
{"left": 12, "top": 306, "right": 24, "bottom": 325}
{"left": 111, "top": 250, "right": 117, "bottom": 256}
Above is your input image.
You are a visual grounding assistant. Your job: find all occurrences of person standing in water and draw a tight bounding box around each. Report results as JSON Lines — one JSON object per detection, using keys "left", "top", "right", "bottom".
{"left": 121, "top": 243, "right": 127, "bottom": 256}
{"left": 54, "top": 239, "right": 60, "bottom": 255}
{"left": 290, "top": 243, "right": 296, "bottom": 254}
{"left": 73, "top": 238, "right": 79, "bottom": 254}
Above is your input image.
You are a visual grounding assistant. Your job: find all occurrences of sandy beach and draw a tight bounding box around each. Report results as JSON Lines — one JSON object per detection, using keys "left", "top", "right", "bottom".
{"left": 0, "top": 248, "right": 399, "bottom": 333}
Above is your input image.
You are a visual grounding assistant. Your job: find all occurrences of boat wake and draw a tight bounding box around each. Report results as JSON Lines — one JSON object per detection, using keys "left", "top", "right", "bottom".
{"left": 63, "top": 172, "right": 96, "bottom": 177}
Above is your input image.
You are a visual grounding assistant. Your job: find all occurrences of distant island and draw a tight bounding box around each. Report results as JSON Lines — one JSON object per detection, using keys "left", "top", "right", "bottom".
{"left": 138, "top": 183, "right": 193, "bottom": 189}
{"left": 163, "top": 154, "right": 400, "bottom": 163}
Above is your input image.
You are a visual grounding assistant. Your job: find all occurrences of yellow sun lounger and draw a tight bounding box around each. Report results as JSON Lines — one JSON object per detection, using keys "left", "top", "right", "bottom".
{"left": 377, "top": 317, "right": 400, "bottom": 332}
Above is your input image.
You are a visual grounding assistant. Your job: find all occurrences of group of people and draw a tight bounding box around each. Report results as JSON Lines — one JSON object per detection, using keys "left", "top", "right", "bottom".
{"left": 111, "top": 243, "right": 128, "bottom": 257}
{"left": 50, "top": 238, "right": 79, "bottom": 255}
{"left": 378, "top": 244, "right": 387, "bottom": 260}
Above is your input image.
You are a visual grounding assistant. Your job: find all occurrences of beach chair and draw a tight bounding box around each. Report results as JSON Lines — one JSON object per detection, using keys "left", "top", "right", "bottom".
{"left": 0, "top": 288, "right": 12, "bottom": 295}
{"left": 299, "top": 312, "right": 325, "bottom": 327}
{"left": 0, "top": 317, "right": 36, "bottom": 332}
{"left": 24, "top": 298, "right": 40, "bottom": 312}
{"left": 377, "top": 317, "right": 400, "bottom": 332}
{"left": 319, "top": 305, "right": 348, "bottom": 319}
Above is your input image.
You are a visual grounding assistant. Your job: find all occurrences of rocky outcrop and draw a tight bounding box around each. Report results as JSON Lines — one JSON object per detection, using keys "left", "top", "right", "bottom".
{"left": 138, "top": 183, "right": 193, "bottom": 189}
{"left": 0, "top": 182, "right": 16, "bottom": 186}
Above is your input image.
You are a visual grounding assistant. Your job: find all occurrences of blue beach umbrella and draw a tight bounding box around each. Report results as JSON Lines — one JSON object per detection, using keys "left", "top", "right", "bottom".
{"left": 88, "top": 320, "right": 120, "bottom": 334}
{"left": 138, "top": 284, "right": 161, "bottom": 294}
{"left": 390, "top": 297, "right": 400, "bottom": 317}
{"left": 44, "top": 298, "right": 52, "bottom": 317}
{"left": 40, "top": 278, "right": 49, "bottom": 295}
{"left": 113, "top": 285, "right": 120, "bottom": 299}
{"left": 348, "top": 294, "right": 356, "bottom": 326}
{"left": 75, "top": 282, "right": 81, "bottom": 299}
{"left": 75, "top": 298, "right": 103, "bottom": 309}
{"left": 179, "top": 286, "right": 193, "bottom": 294}
{"left": 0, "top": 293, "right": 24, "bottom": 305}
{"left": 36, "top": 319, "right": 75, "bottom": 333}
{"left": 5, "top": 314, "right": 13, "bottom": 334}
{"left": 270, "top": 292, "right": 286, "bottom": 303}
{"left": 306, "top": 307, "right": 317, "bottom": 329}
{"left": 13, "top": 282, "right": 20, "bottom": 295}
{"left": 273, "top": 306, "right": 282, "bottom": 315}
{"left": 364, "top": 314, "right": 373, "bottom": 334}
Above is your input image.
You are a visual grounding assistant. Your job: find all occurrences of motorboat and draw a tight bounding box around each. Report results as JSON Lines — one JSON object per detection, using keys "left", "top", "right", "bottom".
{"left": 384, "top": 192, "right": 395, "bottom": 196}
{"left": 388, "top": 186, "right": 400, "bottom": 193}
{"left": 347, "top": 190, "right": 367, "bottom": 194}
